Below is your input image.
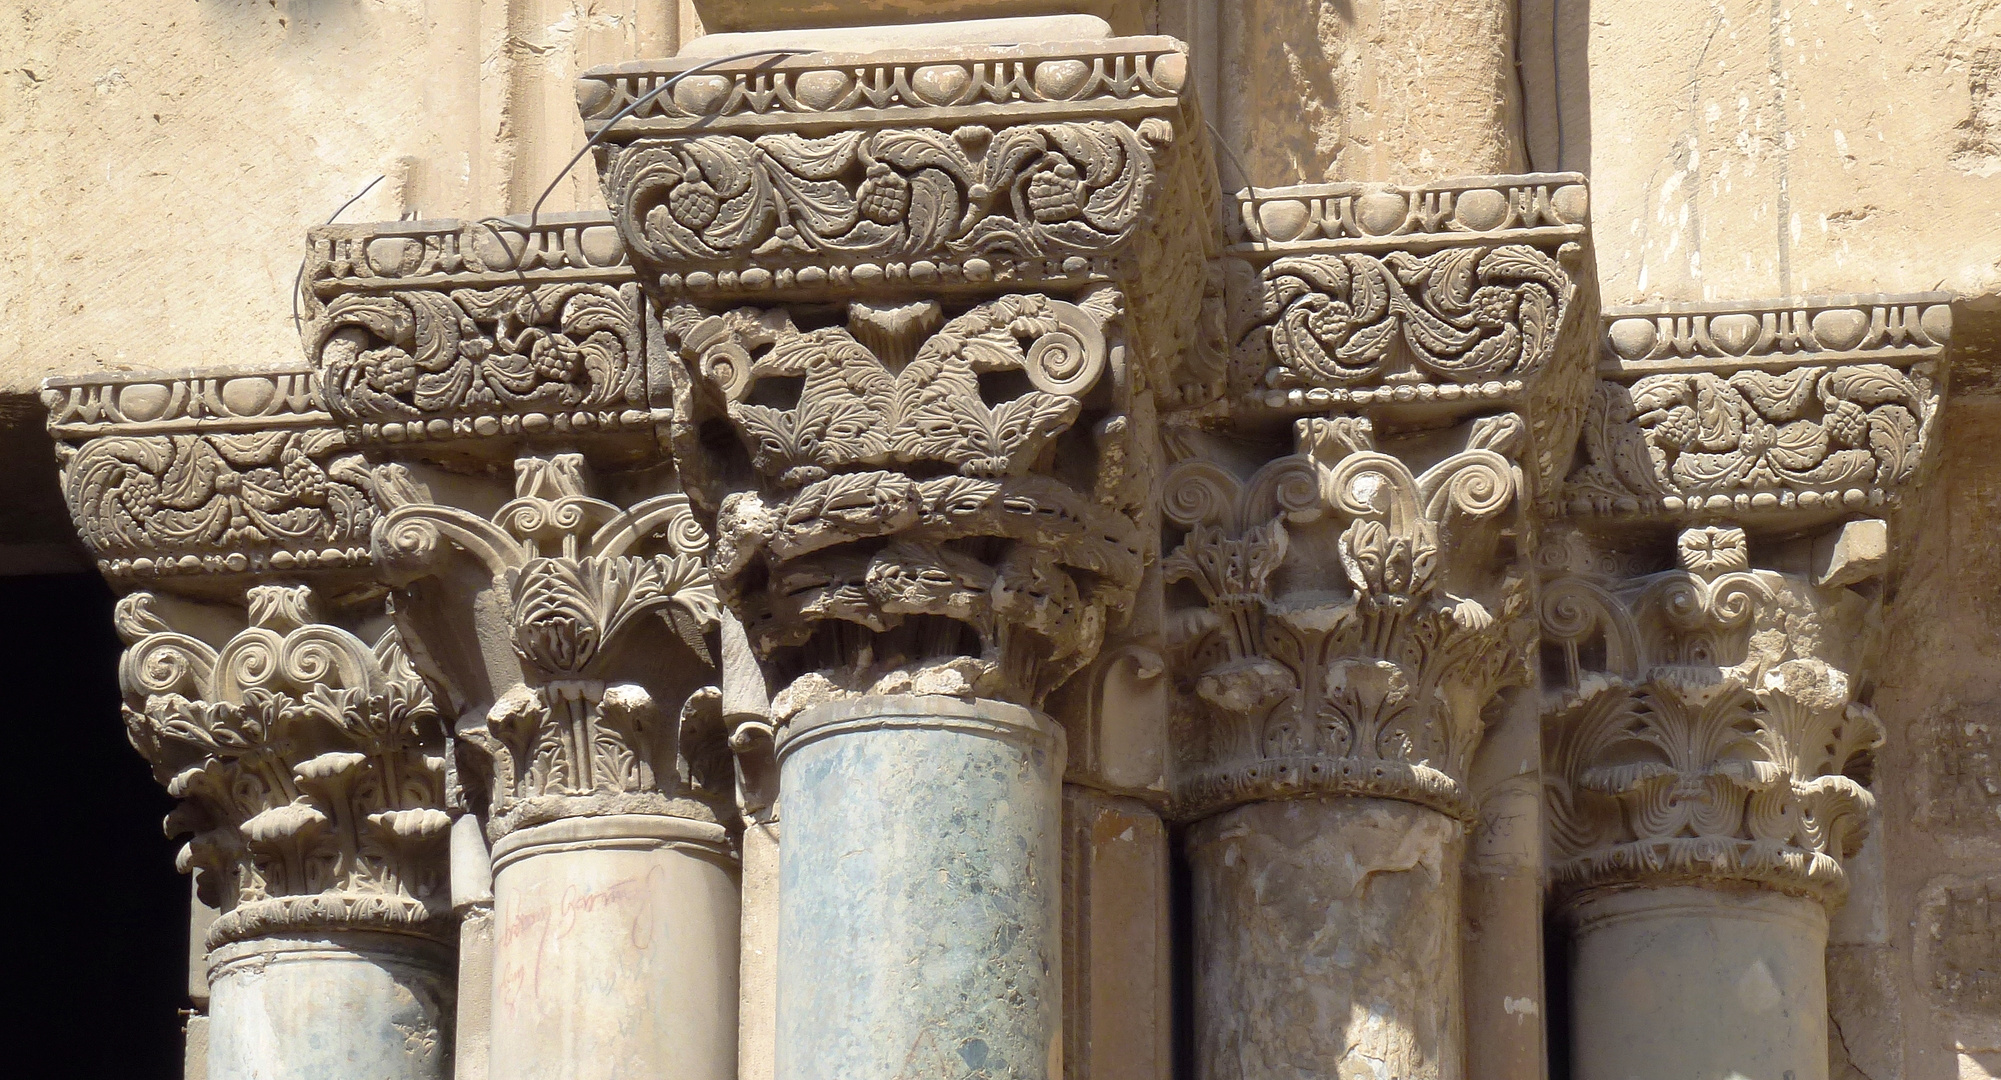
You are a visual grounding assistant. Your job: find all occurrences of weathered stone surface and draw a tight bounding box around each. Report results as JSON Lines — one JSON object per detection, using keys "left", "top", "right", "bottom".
{"left": 1062, "top": 787, "right": 1170, "bottom": 1080}
{"left": 1187, "top": 798, "right": 1465, "bottom": 1080}
{"left": 205, "top": 933, "right": 454, "bottom": 1080}
{"left": 488, "top": 815, "right": 740, "bottom": 1080}
{"left": 1566, "top": 887, "right": 1831, "bottom": 1080}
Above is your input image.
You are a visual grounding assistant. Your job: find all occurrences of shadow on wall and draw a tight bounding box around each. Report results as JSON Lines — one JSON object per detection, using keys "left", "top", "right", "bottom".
{"left": 0, "top": 574, "right": 185, "bottom": 1078}
{"left": 1520, "top": 0, "right": 1593, "bottom": 174}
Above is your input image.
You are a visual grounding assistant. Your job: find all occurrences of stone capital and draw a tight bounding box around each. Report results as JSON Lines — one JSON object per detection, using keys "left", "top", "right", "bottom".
{"left": 371, "top": 451, "right": 732, "bottom": 839}
{"left": 116, "top": 584, "right": 451, "bottom": 948}
{"left": 1538, "top": 524, "right": 1885, "bottom": 906}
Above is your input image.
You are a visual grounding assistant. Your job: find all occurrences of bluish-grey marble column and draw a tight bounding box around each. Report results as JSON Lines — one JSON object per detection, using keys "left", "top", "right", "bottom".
{"left": 775, "top": 695, "right": 1065, "bottom": 1080}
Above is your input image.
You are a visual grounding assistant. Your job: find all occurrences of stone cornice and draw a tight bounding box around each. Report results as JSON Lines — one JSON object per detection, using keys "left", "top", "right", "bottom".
{"left": 1563, "top": 293, "right": 1951, "bottom": 525}
{"left": 1226, "top": 172, "right": 1589, "bottom": 259}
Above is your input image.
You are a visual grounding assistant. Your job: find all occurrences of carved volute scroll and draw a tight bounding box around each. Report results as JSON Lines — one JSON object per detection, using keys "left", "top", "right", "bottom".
{"left": 372, "top": 452, "right": 730, "bottom": 839}
{"left": 117, "top": 585, "right": 450, "bottom": 948}
{"left": 1538, "top": 525, "right": 1884, "bottom": 905}
{"left": 1159, "top": 173, "right": 1598, "bottom": 823}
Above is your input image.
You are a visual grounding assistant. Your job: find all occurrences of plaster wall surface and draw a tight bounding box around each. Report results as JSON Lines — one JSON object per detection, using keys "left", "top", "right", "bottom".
{"left": 0, "top": 1, "right": 698, "bottom": 395}
{"left": 1586, "top": 0, "right": 2001, "bottom": 305}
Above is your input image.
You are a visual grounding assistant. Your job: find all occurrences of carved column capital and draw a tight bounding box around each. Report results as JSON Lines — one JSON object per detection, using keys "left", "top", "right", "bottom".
{"left": 1161, "top": 173, "right": 1599, "bottom": 821}
{"left": 582, "top": 35, "right": 1219, "bottom": 722}
{"left": 117, "top": 584, "right": 451, "bottom": 948}
{"left": 1539, "top": 524, "right": 1884, "bottom": 905}
{"left": 372, "top": 451, "right": 730, "bottom": 838}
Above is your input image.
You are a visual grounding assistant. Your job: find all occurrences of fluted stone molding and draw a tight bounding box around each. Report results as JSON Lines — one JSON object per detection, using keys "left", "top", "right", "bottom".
{"left": 580, "top": 28, "right": 1217, "bottom": 1080}
{"left": 1540, "top": 293, "right": 1949, "bottom": 1080}
{"left": 1166, "top": 171, "right": 1596, "bottom": 1080}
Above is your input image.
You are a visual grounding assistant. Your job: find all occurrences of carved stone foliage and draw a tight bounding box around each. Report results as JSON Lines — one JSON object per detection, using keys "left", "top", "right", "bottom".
{"left": 1241, "top": 245, "right": 1573, "bottom": 397}
{"left": 1224, "top": 175, "right": 1590, "bottom": 408}
{"left": 301, "top": 215, "right": 663, "bottom": 444}
{"left": 1564, "top": 363, "right": 1937, "bottom": 516}
{"left": 675, "top": 290, "right": 1148, "bottom": 715}
{"left": 373, "top": 453, "right": 727, "bottom": 836}
{"left": 583, "top": 39, "right": 1216, "bottom": 383}
{"left": 309, "top": 283, "right": 646, "bottom": 437}
{"left": 117, "top": 585, "right": 449, "bottom": 947}
{"left": 61, "top": 428, "right": 376, "bottom": 578}
{"left": 1567, "top": 294, "right": 1951, "bottom": 522}
{"left": 1539, "top": 526, "right": 1883, "bottom": 903}
{"left": 1161, "top": 414, "right": 1533, "bottom": 821}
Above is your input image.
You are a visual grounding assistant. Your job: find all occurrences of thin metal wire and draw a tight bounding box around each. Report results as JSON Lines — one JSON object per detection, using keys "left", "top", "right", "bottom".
{"left": 527, "top": 45, "right": 818, "bottom": 234}
{"left": 466, "top": 46, "right": 819, "bottom": 283}
{"left": 292, "top": 174, "right": 384, "bottom": 336}
{"left": 1202, "top": 119, "right": 1268, "bottom": 250}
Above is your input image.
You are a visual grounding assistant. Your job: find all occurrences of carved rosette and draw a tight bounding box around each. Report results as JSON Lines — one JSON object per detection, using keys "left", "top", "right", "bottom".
{"left": 1538, "top": 526, "right": 1883, "bottom": 904}
{"left": 373, "top": 453, "right": 729, "bottom": 838}
{"left": 301, "top": 214, "right": 665, "bottom": 445}
{"left": 675, "top": 290, "right": 1149, "bottom": 716}
{"left": 1565, "top": 295, "right": 1950, "bottom": 522}
{"left": 1161, "top": 415, "right": 1534, "bottom": 820}
{"left": 117, "top": 585, "right": 450, "bottom": 947}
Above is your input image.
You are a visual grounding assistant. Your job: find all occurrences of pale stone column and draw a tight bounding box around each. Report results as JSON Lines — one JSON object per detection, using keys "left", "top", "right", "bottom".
{"left": 207, "top": 934, "right": 456, "bottom": 1080}
{"left": 776, "top": 696, "right": 1064, "bottom": 1080}
{"left": 737, "top": 819, "right": 781, "bottom": 1080}
{"left": 1566, "top": 888, "right": 1830, "bottom": 1080}
{"left": 1540, "top": 527, "right": 1895, "bottom": 1080}
{"left": 1187, "top": 799, "right": 1464, "bottom": 1080}
{"left": 1171, "top": 175, "right": 1594, "bottom": 1080}
{"left": 579, "top": 31, "right": 1210, "bottom": 1080}
{"left": 372, "top": 456, "right": 741, "bottom": 1080}
{"left": 1188, "top": 0, "right": 1527, "bottom": 186}
{"left": 113, "top": 586, "right": 457, "bottom": 1080}
{"left": 1544, "top": 295, "right": 1948, "bottom": 1080}
{"left": 487, "top": 815, "right": 739, "bottom": 1080}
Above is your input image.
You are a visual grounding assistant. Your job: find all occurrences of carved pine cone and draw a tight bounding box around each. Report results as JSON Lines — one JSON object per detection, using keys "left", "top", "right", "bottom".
{"left": 857, "top": 164, "right": 911, "bottom": 225}
{"left": 668, "top": 176, "right": 721, "bottom": 231}
{"left": 1028, "top": 159, "right": 1086, "bottom": 224}
{"left": 1825, "top": 398, "right": 1869, "bottom": 446}
{"left": 1653, "top": 405, "right": 1699, "bottom": 446}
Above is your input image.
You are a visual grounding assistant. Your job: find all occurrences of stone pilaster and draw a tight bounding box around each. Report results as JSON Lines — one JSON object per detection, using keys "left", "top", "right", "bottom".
{"left": 1164, "top": 172, "right": 1596, "bottom": 1080}
{"left": 579, "top": 28, "right": 1216, "bottom": 1080}
{"left": 1541, "top": 292, "right": 1952, "bottom": 1080}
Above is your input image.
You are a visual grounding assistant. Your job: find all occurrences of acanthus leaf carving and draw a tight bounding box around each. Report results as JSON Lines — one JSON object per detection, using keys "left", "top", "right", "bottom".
{"left": 1163, "top": 415, "right": 1534, "bottom": 821}
{"left": 676, "top": 290, "right": 1144, "bottom": 715}
{"left": 1539, "top": 525, "right": 1885, "bottom": 904}
{"left": 117, "top": 586, "right": 449, "bottom": 947}
{"left": 372, "top": 453, "right": 727, "bottom": 837}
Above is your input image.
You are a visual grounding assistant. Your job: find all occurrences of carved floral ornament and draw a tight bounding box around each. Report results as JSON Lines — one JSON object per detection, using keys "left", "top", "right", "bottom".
{"left": 371, "top": 454, "right": 730, "bottom": 837}
{"left": 1538, "top": 526, "right": 1883, "bottom": 902}
{"left": 673, "top": 289, "right": 1147, "bottom": 716}
{"left": 116, "top": 584, "right": 449, "bottom": 947}
{"left": 1160, "top": 413, "right": 1533, "bottom": 821}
